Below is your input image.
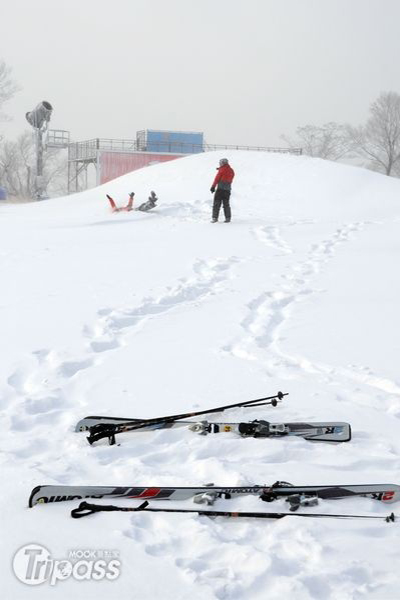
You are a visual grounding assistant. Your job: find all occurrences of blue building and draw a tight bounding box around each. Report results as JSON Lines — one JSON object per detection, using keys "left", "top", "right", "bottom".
{"left": 136, "top": 130, "right": 204, "bottom": 154}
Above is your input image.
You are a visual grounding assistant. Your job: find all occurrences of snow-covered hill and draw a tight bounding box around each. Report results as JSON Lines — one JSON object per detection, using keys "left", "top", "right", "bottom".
{"left": 1, "top": 151, "right": 400, "bottom": 599}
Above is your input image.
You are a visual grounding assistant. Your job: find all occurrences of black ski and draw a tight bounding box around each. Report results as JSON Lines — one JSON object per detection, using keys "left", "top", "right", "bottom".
{"left": 71, "top": 500, "right": 396, "bottom": 522}
{"left": 29, "top": 481, "right": 400, "bottom": 508}
{"left": 78, "top": 391, "right": 287, "bottom": 445}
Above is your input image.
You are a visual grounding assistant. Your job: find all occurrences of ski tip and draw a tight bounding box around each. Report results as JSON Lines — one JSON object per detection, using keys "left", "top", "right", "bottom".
{"left": 29, "top": 486, "right": 43, "bottom": 508}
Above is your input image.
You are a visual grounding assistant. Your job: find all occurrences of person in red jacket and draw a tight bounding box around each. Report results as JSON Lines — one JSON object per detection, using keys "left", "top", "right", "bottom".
{"left": 210, "top": 158, "right": 235, "bottom": 223}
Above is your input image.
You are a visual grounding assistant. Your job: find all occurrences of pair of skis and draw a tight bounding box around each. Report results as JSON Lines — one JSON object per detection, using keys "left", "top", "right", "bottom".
{"left": 75, "top": 391, "right": 350, "bottom": 446}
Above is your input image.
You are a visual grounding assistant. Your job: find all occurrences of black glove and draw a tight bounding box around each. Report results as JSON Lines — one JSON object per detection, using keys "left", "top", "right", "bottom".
{"left": 210, "top": 187, "right": 215, "bottom": 193}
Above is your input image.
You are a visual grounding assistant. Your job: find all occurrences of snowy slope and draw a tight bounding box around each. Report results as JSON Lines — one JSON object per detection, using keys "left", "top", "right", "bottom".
{"left": 1, "top": 151, "right": 400, "bottom": 600}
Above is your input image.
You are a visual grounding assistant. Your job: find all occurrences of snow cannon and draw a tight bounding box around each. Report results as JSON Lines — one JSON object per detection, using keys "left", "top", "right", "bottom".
{"left": 25, "top": 101, "right": 53, "bottom": 130}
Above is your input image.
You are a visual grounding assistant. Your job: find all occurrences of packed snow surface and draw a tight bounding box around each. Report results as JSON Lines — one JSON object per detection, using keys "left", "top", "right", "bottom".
{"left": 1, "top": 151, "right": 400, "bottom": 599}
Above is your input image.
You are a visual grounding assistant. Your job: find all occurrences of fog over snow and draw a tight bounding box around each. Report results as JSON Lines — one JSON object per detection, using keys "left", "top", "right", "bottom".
{"left": 3, "top": 0, "right": 400, "bottom": 146}
{"left": 1, "top": 151, "right": 400, "bottom": 599}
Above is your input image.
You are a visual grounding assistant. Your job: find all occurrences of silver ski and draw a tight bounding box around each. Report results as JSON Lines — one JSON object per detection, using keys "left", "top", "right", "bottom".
{"left": 75, "top": 417, "right": 350, "bottom": 443}
{"left": 29, "top": 482, "right": 400, "bottom": 507}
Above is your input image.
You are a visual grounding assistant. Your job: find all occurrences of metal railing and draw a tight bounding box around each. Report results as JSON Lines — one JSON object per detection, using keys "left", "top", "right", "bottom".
{"left": 68, "top": 138, "right": 302, "bottom": 162}
{"left": 203, "top": 143, "right": 302, "bottom": 155}
{"left": 47, "top": 129, "right": 70, "bottom": 149}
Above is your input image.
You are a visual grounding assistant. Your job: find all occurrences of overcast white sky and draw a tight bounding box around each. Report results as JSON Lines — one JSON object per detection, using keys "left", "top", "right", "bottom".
{"left": 1, "top": 0, "right": 400, "bottom": 147}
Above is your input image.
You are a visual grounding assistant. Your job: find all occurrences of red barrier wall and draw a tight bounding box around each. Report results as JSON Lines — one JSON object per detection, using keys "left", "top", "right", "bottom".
{"left": 99, "top": 152, "right": 183, "bottom": 184}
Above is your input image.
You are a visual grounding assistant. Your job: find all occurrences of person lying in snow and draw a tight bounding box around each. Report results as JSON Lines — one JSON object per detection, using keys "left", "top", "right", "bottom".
{"left": 106, "top": 191, "right": 158, "bottom": 213}
{"left": 136, "top": 191, "right": 158, "bottom": 212}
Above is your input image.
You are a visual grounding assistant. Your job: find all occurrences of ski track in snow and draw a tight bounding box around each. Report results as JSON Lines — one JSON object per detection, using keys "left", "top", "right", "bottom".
{"left": 225, "top": 219, "right": 400, "bottom": 406}
{"left": 223, "top": 221, "right": 364, "bottom": 363}
{"left": 253, "top": 224, "right": 294, "bottom": 255}
{"left": 86, "top": 256, "right": 239, "bottom": 353}
{"left": 3, "top": 256, "right": 240, "bottom": 458}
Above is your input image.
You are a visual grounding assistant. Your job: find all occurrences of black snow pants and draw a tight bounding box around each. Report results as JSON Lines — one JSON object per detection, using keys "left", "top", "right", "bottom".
{"left": 212, "top": 189, "right": 231, "bottom": 221}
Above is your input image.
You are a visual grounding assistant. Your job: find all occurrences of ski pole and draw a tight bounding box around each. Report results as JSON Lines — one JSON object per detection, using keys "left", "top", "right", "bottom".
{"left": 71, "top": 500, "right": 396, "bottom": 523}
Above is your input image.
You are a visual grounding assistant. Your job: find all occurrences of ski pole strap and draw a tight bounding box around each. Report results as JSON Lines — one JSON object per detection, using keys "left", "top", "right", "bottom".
{"left": 71, "top": 501, "right": 151, "bottom": 518}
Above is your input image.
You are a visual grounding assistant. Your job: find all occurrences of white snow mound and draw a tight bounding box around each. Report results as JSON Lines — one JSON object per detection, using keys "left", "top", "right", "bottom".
{"left": 1, "top": 150, "right": 400, "bottom": 600}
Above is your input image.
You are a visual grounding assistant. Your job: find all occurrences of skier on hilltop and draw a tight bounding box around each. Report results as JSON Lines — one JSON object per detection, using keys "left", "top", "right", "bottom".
{"left": 210, "top": 158, "right": 235, "bottom": 223}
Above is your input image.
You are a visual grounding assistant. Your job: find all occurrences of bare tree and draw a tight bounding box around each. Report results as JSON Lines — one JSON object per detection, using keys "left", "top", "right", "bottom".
{"left": 0, "top": 131, "right": 68, "bottom": 199}
{"left": 282, "top": 122, "right": 352, "bottom": 161}
{"left": 0, "top": 59, "right": 20, "bottom": 128}
{"left": 0, "top": 133, "right": 34, "bottom": 198}
{"left": 348, "top": 91, "right": 400, "bottom": 176}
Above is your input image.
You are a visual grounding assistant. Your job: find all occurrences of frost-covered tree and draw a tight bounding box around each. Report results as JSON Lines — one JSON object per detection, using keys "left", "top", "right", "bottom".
{"left": 348, "top": 91, "right": 400, "bottom": 176}
{"left": 0, "top": 59, "right": 20, "bottom": 129}
{"left": 282, "top": 122, "right": 351, "bottom": 161}
{"left": 0, "top": 132, "right": 33, "bottom": 197}
{"left": 0, "top": 131, "right": 67, "bottom": 199}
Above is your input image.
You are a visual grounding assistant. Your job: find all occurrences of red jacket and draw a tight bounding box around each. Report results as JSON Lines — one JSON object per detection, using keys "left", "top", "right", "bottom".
{"left": 212, "top": 164, "right": 235, "bottom": 188}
